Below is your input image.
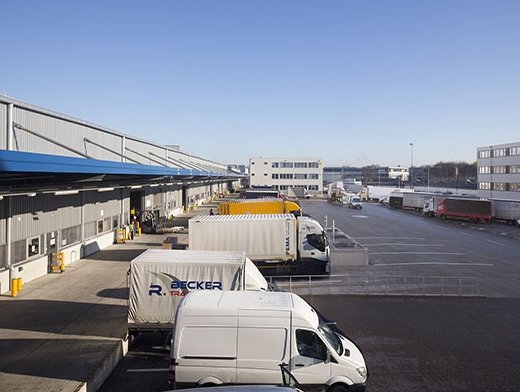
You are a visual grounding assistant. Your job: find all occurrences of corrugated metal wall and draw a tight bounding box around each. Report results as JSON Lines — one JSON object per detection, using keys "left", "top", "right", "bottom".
{"left": 83, "top": 190, "right": 122, "bottom": 222}
{"left": 12, "top": 108, "right": 123, "bottom": 160}
{"left": 1, "top": 95, "right": 229, "bottom": 171}
{"left": 0, "top": 102, "right": 6, "bottom": 150}
{"left": 9, "top": 194, "right": 82, "bottom": 241}
{"left": 0, "top": 200, "right": 6, "bottom": 244}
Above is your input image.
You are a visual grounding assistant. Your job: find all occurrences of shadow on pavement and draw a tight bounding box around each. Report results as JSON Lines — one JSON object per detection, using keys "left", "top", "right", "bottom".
{"left": 0, "top": 299, "right": 126, "bottom": 338}
{"left": 97, "top": 287, "right": 129, "bottom": 300}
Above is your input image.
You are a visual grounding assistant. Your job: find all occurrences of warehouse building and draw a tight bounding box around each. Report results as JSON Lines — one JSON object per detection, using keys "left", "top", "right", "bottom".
{"left": 477, "top": 141, "right": 520, "bottom": 201}
{"left": 0, "top": 95, "right": 239, "bottom": 294}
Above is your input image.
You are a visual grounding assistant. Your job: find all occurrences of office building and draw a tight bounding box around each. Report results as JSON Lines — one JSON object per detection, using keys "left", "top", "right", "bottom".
{"left": 477, "top": 142, "right": 520, "bottom": 201}
{"left": 249, "top": 157, "right": 323, "bottom": 196}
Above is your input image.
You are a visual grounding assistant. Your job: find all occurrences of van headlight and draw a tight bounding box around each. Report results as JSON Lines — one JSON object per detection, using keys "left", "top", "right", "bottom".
{"left": 356, "top": 366, "right": 367, "bottom": 380}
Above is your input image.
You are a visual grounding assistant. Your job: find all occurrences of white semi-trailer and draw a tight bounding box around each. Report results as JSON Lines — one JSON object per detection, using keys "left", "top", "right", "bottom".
{"left": 128, "top": 249, "right": 268, "bottom": 330}
{"left": 491, "top": 199, "right": 520, "bottom": 225}
{"left": 188, "top": 214, "right": 330, "bottom": 275}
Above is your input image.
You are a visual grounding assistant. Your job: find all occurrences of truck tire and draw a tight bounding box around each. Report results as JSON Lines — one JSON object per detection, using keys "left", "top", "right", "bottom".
{"left": 440, "top": 214, "right": 447, "bottom": 220}
{"left": 327, "top": 384, "right": 351, "bottom": 392}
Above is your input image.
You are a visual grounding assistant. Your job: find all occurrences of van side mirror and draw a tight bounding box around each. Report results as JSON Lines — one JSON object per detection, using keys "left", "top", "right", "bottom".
{"left": 325, "top": 351, "right": 331, "bottom": 363}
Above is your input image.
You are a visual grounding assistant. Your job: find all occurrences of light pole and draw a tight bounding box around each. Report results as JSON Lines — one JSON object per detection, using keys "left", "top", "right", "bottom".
{"left": 409, "top": 143, "right": 414, "bottom": 189}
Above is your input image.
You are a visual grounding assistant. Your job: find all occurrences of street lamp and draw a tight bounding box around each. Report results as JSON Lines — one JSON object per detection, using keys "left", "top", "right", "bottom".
{"left": 409, "top": 143, "right": 414, "bottom": 189}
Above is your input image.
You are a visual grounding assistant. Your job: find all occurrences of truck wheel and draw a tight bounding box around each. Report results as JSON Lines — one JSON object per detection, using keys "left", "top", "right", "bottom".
{"left": 327, "top": 384, "right": 351, "bottom": 392}
{"left": 440, "top": 214, "right": 447, "bottom": 220}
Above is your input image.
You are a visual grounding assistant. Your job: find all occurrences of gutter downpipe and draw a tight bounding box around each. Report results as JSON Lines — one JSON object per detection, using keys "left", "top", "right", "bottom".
{"left": 6, "top": 104, "right": 13, "bottom": 290}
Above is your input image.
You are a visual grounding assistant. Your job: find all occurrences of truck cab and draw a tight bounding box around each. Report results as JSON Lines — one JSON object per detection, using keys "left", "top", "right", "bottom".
{"left": 298, "top": 216, "right": 330, "bottom": 274}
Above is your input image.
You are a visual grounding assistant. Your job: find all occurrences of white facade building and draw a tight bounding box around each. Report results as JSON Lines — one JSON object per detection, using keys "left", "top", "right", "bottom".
{"left": 249, "top": 157, "right": 323, "bottom": 196}
{"left": 477, "top": 141, "right": 520, "bottom": 201}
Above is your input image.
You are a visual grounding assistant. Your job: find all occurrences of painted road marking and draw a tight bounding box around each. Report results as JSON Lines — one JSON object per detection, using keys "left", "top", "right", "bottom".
{"left": 356, "top": 237, "right": 426, "bottom": 240}
{"left": 352, "top": 215, "right": 369, "bottom": 218}
{"left": 127, "top": 368, "right": 169, "bottom": 373}
{"left": 486, "top": 239, "right": 504, "bottom": 246}
{"left": 372, "top": 262, "right": 493, "bottom": 266}
{"left": 364, "top": 244, "right": 444, "bottom": 247}
{"left": 369, "top": 252, "right": 464, "bottom": 255}
{"left": 457, "top": 231, "right": 473, "bottom": 237}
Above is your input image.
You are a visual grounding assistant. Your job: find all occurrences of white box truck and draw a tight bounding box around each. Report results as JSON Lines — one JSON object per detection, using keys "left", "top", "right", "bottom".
{"left": 169, "top": 290, "right": 367, "bottom": 391}
{"left": 188, "top": 214, "right": 330, "bottom": 275}
{"left": 128, "top": 249, "right": 269, "bottom": 330}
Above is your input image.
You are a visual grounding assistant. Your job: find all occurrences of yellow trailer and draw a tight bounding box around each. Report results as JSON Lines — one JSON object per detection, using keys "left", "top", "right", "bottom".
{"left": 218, "top": 199, "right": 301, "bottom": 216}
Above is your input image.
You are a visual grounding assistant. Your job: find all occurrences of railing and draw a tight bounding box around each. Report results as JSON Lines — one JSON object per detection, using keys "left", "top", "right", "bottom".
{"left": 266, "top": 274, "right": 481, "bottom": 297}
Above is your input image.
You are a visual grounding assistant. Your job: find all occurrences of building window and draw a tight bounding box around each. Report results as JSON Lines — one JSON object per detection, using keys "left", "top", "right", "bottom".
{"left": 479, "top": 166, "right": 490, "bottom": 174}
{"left": 493, "top": 148, "right": 507, "bottom": 157}
{"left": 479, "top": 182, "right": 491, "bottom": 190}
{"left": 97, "top": 220, "right": 104, "bottom": 234}
{"left": 308, "top": 185, "right": 319, "bottom": 191}
{"left": 510, "top": 165, "right": 520, "bottom": 174}
{"left": 493, "top": 182, "right": 507, "bottom": 191}
{"left": 479, "top": 150, "right": 491, "bottom": 158}
{"left": 272, "top": 174, "right": 279, "bottom": 179}
{"left": 511, "top": 183, "right": 520, "bottom": 191}
{"left": 295, "top": 162, "right": 308, "bottom": 168}
{"left": 280, "top": 162, "right": 293, "bottom": 168}
{"left": 510, "top": 147, "right": 520, "bottom": 156}
{"left": 493, "top": 166, "right": 507, "bottom": 174}
{"left": 308, "top": 162, "right": 319, "bottom": 168}
{"left": 280, "top": 174, "right": 293, "bottom": 179}
{"left": 294, "top": 173, "right": 307, "bottom": 179}
{"left": 309, "top": 173, "right": 319, "bottom": 179}
{"left": 272, "top": 162, "right": 279, "bottom": 168}
{"left": 28, "top": 237, "right": 40, "bottom": 258}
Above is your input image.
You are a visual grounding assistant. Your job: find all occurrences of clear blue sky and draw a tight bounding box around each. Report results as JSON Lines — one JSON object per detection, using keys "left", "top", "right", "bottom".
{"left": 1, "top": 0, "right": 519, "bottom": 167}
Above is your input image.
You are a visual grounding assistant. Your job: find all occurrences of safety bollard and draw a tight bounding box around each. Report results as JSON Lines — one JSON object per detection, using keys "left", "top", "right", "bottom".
{"left": 11, "top": 279, "right": 18, "bottom": 297}
{"left": 16, "top": 277, "right": 23, "bottom": 292}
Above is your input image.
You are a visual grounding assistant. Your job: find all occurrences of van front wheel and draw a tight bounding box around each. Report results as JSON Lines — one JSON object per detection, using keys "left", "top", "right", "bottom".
{"left": 327, "top": 384, "right": 351, "bottom": 392}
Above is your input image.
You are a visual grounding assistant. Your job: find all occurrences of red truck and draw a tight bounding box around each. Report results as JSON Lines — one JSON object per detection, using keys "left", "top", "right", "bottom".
{"left": 436, "top": 198, "right": 492, "bottom": 223}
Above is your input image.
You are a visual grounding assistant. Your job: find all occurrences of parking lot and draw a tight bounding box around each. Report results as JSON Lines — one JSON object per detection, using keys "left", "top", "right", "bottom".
{"left": 99, "top": 200, "right": 520, "bottom": 392}
{"left": 98, "top": 294, "right": 520, "bottom": 392}
{"left": 2, "top": 199, "right": 520, "bottom": 392}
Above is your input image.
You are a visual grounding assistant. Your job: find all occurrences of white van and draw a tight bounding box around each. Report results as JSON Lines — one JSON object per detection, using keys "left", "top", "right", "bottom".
{"left": 169, "top": 291, "right": 367, "bottom": 392}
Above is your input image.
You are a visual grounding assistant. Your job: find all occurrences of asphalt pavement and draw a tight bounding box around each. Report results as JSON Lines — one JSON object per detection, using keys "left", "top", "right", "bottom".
{"left": 2, "top": 199, "right": 519, "bottom": 392}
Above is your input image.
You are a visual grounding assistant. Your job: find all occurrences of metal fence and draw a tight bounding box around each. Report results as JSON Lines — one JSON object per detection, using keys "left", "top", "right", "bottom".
{"left": 267, "top": 274, "right": 482, "bottom": 297}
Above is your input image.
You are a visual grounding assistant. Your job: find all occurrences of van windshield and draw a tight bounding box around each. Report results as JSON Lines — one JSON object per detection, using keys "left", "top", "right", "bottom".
{"left": 317, "top": 317, "right": 343, "bottom": 356}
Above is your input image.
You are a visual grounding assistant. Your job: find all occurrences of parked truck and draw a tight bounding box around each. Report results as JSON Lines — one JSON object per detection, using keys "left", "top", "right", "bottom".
{"left": 127, "top": 249, "right": 269, "bottom": 330}
{"left": 490, "top": 198, "right": 520, "bottom": 225}
{"left": 360, "top": 186, "right": 405, "bottom": 203}
{"left": 218, "top": 198, "right": 301, "bottom": 216}
{"left": 390, "top": 191, "right": 434, "bottom": 210}
{"left": 424, "top": 197, "right": 492, "bottom": 223}
{"left": 189, "top": 214, "right": 330, "bottom": 275}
